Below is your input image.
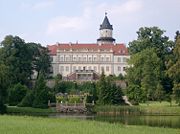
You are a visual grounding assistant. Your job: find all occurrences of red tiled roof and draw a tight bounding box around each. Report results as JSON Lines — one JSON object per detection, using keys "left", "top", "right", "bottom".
{"left": 47, "top": 43, "right": 129, "bottom": 55}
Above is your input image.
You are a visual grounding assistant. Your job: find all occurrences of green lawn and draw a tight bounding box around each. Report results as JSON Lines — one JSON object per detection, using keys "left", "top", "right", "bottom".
{"left": 0, "top": 115, "right": 179, "bottom": 134}
{"left": 95, "top": 101, "right": 180, "bottom": 115}
{"left": 139, "top": 101, "right": 180, "bottom": 115}
{"left": 7, "top": 106, "right": 56, "bottom": 116}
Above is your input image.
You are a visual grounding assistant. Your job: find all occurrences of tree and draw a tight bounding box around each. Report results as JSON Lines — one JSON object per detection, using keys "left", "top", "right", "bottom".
{"left": 8, "top": 83, "right": 28, "bottom": 106}
{"left": 97, "top": 71, "right": 108, "bottom": 104}
{"left": 0, "top": 35, "right": 51, "bottom": 86}
{"left": 126, "top": 48, "right": 161, "bottom": 101}
{"left": 167, "top": 31, "right": 180, "bottom": 105}
{"left": 97, "top": 71, "right": 124, "bottom": 105}
{"left": 19, "top": 90, "right": 34, "bottom": 107}
{"left": 155, "top": 83, "right": 165, "bottom": 102}
{"left": 32, "top": 72, "right": 49, "bottom": 108}
{"left": 109, "top": 83, "right": 124, "bottom": 105}
{"left": 33, "top": 46, "right": 51, "bottom": 79}
{"left": 0, "top": 63, "right": 9, "bottom": 114}
{"left": 127, "top": 85, "right": 142, "bottom": 104}
{"left": 1, "top": 35, "right": 33, "bottom": 85}
{"left": 128, "top": 27, "right": 174, "bottom": 94}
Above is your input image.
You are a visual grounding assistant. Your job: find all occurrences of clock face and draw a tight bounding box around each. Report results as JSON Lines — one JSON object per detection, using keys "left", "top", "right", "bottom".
{"left": 100, "top": 29, "right": 112, "bottom": 37}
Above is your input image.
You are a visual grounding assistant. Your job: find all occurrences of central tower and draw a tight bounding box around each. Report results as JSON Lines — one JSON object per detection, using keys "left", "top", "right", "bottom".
{"left": 97, "top": 13, "right": 115, "bottom": 44}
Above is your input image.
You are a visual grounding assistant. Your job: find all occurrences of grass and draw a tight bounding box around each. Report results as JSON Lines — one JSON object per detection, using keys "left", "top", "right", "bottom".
{"left": 7, "top": 106, "right": 56, "bottom": 116}
{"left": 0, "top": 115, "right": 179, "bottom": 134}
{"left": 95, "top": 101, "right": 180, "bottom": 115}
{"left": 139, "top": 101, "right": 180, "bottom": 115}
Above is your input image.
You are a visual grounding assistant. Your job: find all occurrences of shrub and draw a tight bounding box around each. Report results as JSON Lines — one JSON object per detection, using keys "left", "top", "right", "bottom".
{"left": 18, "top": 90, "right": 34, "bottom": 107}
{"left": 33, "top": 89, "right": 49, "bottom": 108}
{"left": 0, "top": 102, "right": 6, "bottom": 114}
{"left": 68, "top": 95, "right": 81, "bottom": 103}
{"left": 32, "top": 73, "right": 49, "bottom": 108}
{"left": 8, "top": 83, "right": 28, "bottom": 106}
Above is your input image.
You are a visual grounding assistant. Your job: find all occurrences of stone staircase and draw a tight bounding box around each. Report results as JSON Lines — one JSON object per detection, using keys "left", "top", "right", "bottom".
{"left": 122, "top": 96, "right": 132, "bottom": 106}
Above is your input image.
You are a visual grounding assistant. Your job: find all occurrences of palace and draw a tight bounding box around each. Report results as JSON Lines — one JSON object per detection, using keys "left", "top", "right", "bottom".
{"left": 47, "top": 14, "right": 130, "bottom": 81}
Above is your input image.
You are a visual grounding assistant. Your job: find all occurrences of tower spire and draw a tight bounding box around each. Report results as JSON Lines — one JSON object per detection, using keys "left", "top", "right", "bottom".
{"left": 97, "top": 13, "right": 115, "bottom": 44}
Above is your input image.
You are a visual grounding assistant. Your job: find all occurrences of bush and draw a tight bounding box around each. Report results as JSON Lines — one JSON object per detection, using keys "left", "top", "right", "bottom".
{"left": 18, "top": 90, "right": 34, "bottom": 107}
{"left": 32, "top": 73, "right": 49, "bottom": 108}
{"left": 33, "top": 89, "right": 49, "bottom": 109}
{"left": 8, "top": 83, "right": 28, "bottom": 106}
{"left": 68, "top": 95, "right": 81, "bottom": 103}
{"left": 0, "top": 102, "right": 6, "bottom": 114}
{"left": 56, "top": 96, "right": 68, "bottom": 103}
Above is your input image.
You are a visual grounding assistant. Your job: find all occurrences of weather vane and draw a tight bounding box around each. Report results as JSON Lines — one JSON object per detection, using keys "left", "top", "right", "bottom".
{"left": 105, "top": 12, "right": 107, "bottom": 16}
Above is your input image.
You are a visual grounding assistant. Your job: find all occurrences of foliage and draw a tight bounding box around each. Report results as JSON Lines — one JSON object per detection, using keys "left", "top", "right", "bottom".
{"left": 127, "top": 85, "right": 142, "bottom": 104}
{"left": 126, "top": 27, "right": 176, "bottom": 102}
{"left": 0, "top": 35, "right": 51, "bottom": 86}
{"left": 1, "top": 36, "right": 33, "bottom": 85}
{"left": 18, "top": 90, "right": 35, "bottom": 107}
{"left": 167, "top": 31, "right": 180, "bottom": 105}
{"left": 154, "top": 83, "right": 165, "bottom": 102}
{"left": 0, "top": 63, "right": 9, "bottom": 114}
{"left": 68, "top": 95, "right": 81, "bottom": 103}
{"left": 33, "top": 46, "right": 51, "bottom": 79}
{"left": 56, "top": 96, "right": 67, "bottom": 103}
{"left": 172, "top": 83, "right": 180, "bottom": 106}
{"left": 54, "top": 81, "right": 76, "bottom": 94}
{"left": 32, "top": 73, "right": 49, "bottom": 108}
{"left": 8, "top": 83, "right": 28, "bottom": 106}
{"left": 97, "top": 71, "right": 125, "bottom": 105}
{"left": 126, "top": 48, "right": 161, "bottom": 101}
{"left": 117, "top": 73, "right": 125, "bottom": 80}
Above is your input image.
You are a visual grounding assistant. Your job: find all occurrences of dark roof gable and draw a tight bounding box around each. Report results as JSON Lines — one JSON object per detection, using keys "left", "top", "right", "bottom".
{"left": 100, "top": 15, "right": 113, "bottom": 30}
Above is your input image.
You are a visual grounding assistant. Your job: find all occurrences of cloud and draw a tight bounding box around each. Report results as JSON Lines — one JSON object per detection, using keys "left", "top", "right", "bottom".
{"left": 32, "top": 0, "right": 55, "bottom": 10}
{"left": 20, "top": 0, "right": 55, "bottom": 11}
{"left": 45, "top": 0, "right": 144, "bottom": 43}
{"left": 46, "top": 16, "right": 86, "bottom": 35}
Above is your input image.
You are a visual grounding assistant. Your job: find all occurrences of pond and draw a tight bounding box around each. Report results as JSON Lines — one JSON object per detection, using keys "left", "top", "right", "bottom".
{"left": 49, "top": 113, "right": 180, "bottom": 128}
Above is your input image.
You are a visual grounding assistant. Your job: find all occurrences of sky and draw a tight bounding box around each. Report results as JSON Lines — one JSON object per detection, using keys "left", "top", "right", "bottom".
{"left": 0, "top": 0, "right": 180, "bottom": 46}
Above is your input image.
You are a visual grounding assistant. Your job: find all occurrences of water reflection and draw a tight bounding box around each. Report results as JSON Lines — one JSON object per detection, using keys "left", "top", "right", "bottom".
{"left": 49, "top": 113, "right": 180, "bottom": 128}
{"left": 93, "top": 115, "right": 180, "bottom": 128}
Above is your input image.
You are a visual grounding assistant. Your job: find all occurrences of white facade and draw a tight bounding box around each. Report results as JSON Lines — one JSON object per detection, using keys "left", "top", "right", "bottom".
{"left": 50, "top": 48, "right": 130, "bottom": 77}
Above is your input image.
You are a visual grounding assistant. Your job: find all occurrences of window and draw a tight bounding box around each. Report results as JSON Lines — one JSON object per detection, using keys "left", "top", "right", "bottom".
{"left": 118, "top": 66, "right": 121, "bottom": 71}
{"left": 106, "top": 66, "right": 109, "bottom": 71}
{"left": 88, "top": 66, "right": 91, "bottom": 70}
{"left": 118, "top": 57, "right": 121, "bottom": 62}
{"left": 79, "top": 57, "right": 81, "bottom": 61}
{"left": 94, "top": 66, "right": 97, "bottom": 71}
{"left": 66, "top": 66, "right": 69, "bottom": 72}
{"left": 101, "top": 57, "right": 104, "bottom": 61}
{"left": 60, "top": 66, "right": 64, "bottom": 72}
{"left": 73, "top": 57, "right": 76, "bottom": 61}
{"left": 78, "top": 66, "right": 81, "bottom": 70}
{"left": 83, "top": 57, "right": 86, "bottom": 61}
{"left": 89, "top": 57, "right": 92, "bottom": 61}
{"left": 94, "top": 57, "right": 97, "bottom": 61}
{"left": 123, "top": 57, "right": 127, "bottom": 62}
